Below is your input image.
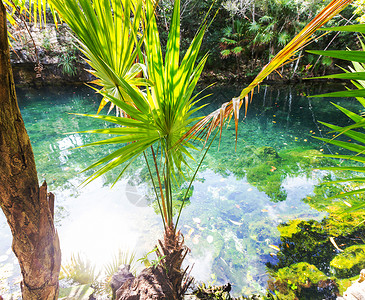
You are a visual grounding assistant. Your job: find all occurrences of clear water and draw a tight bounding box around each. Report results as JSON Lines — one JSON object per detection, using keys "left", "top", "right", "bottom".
{"left": 0, "top": 83, "right": 361, "bottom": 298}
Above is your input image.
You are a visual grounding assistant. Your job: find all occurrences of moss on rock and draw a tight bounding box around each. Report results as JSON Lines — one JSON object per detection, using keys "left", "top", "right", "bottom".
{"left": 269, "top": 262, "right": 330, "bottom": 299}
{"left": 278, "top": 219, "right": 302, "bottom": 239}
{"left": 330, "top": 245, "right": 365, "bottom": 279}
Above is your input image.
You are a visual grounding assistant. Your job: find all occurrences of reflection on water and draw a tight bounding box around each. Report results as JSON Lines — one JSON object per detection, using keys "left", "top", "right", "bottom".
{"left": 0, "top": 84, "right": 361, "bottom": 298}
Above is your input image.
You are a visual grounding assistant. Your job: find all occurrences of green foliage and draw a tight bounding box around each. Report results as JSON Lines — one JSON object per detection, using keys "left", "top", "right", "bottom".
{"left": 58, "top": 52, "right": 77, "bottom": 76}
{"left": 309, "top": 25, "right": 365, "bottom": 208}
{"left": 220, "top": 19, "right": 248, "bottom": 62}
{"left": 268, "top": 262, "right": 328, "bottom": 299}
{"left": 137, "top": 246, "right": 166, "bottom": 269}
{"left": 60, "top": 253, "right": 99, "bottom": 285}
{"left": 217, "top": 0, "right": 354, "bottom": 76}
{"left": 352, "top": 0, "right": 365, "bottom": 23}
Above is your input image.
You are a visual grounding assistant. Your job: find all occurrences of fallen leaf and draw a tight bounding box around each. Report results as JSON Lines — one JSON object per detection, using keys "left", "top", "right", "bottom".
{"left": 269, "top": 245, "right": 280, "bottom": 251}
{"left": 330, "top": 237, "right": 343, "bottom": 252}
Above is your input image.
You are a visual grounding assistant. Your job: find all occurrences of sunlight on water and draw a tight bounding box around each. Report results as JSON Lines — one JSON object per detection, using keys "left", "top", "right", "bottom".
{"left": 0, "top": 84, "right": 361, "bottom": 298}
{"left": 57, "top": 178, "right": 161, "bottom": 270}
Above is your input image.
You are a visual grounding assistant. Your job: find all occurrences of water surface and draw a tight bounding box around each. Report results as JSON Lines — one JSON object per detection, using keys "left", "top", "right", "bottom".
{"left": 0, "top": 83, "right": 360, "bottom": 297}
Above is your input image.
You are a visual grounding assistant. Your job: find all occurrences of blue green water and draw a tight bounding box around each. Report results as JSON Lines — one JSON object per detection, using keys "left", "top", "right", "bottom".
{"left": 0, "top": 83, "right": 362, "bottom": 298}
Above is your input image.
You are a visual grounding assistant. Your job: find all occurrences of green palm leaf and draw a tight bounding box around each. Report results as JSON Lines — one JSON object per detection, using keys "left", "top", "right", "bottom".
{"left": 309, "top": 27, "right": 365, "bottom": 204}
{"left": 50, "top": 0, "right": 148, "bottom": 113}
{"left": 309, "top": 72, "right": 365, "bottom": 81}
{"left": 310, "top": 88, "right": 365, "bottom": 98}
{"left": 307, "top": 50, "right": 365, "bottom": 64}
{"left": 318, "top": 24, "right": 365, "bottom": 33}
{"left": 65, "top": 0, "right": 211, "bottom": 228}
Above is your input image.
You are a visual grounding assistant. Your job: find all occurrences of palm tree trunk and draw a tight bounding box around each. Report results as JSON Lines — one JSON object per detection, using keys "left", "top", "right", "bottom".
{"left": 0, "top": 1, "right": 61, "bottom": 298}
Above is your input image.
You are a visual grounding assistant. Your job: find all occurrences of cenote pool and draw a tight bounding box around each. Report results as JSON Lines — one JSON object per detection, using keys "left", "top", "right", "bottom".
{"left": 1, "top": 83, "right": 364, "bottom": 298}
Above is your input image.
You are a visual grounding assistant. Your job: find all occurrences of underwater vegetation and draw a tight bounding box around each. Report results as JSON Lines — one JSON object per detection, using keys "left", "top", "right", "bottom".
{"left": 268, "top": 262, "right": 338, "bottom": 300}
{"left": 330, "top": 245, "right": 365, "bottom": 278}
{"left": 0, "top": 84, "right": 361, "bottom": 298}
{"left": 266, "top": 179, "right": 365, "bottom": 298}
{"left": 204, "top": 144, "right": 335, "bottom": 202}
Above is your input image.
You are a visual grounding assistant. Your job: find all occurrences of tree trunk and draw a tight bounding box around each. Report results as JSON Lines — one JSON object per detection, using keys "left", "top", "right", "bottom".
{"left": 0, "top": 1, "right": 61, "bottom": 299}
{"left": 116, "top": 226, "right": 192, "bottom": 300}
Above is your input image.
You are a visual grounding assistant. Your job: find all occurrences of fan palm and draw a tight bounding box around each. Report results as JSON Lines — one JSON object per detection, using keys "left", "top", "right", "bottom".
{"left": 53, "top": 0, "right": 210, "bottom": 295}
{"left": 53, "top": 0, "right": 352, "bottom": 289}
{"left": 0, "top": 0, "right": 354, "bottom": 297}
{"left": 49, "top": 0, "right": 151, "bottom": 114}
{"left": 61, "top": 0, "right": 209, "bottom": 228}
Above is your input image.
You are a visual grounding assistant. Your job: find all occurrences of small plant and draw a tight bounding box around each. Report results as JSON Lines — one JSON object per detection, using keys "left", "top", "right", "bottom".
{"left": 194, "top": 282, "right": 232, "bottom": 300}
{"left": 42, "top": 36, "right": 51, "bottom": 51}
{"left": 137, "top": 246, "right": 166, "bottom": 269}
{"left": 60, "top": 253, "right": 99, "bottom": 285}
{"left": 104, "top": 249, "right": 137, "bottom": 278}
{"left": 287, "top": 279, "right": 298, "bottom": 291}
{"left": 58, "top": 51, "right": 77, "bottom": 76}
{"left": 96, "top": 249, "right": 137, "bottom": 298}
{"left": 220, "top": 19, "right": 247, "bottom": 71}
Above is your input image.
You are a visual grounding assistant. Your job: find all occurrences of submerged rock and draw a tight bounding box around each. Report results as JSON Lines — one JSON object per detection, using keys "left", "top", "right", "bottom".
{"left": 330, "top": 245, "right": 365, "bottom": 278}
{"left": 268, "top": 262, "right": 337, "bottom": 299}
{"left": 254, "top": 146, "right": 280, "bottom": 161}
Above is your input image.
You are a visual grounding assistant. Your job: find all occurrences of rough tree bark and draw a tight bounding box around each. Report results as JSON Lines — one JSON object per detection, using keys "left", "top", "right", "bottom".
{"left": 116, "top": 226, "right": 192, "bottom": 300}
{"left": 0, "top": 1, "right": 61, "bottom": 298}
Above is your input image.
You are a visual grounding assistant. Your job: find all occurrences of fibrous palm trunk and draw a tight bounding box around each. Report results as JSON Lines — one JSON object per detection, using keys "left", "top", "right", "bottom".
{"left": 0, "top": 1, "right": 61, "bottom": 298}
{"left": 116, "top": 226, "right": 192, "bottom": 300}
{"left": 156, "top": 225, "right": 192, "bottom": 299}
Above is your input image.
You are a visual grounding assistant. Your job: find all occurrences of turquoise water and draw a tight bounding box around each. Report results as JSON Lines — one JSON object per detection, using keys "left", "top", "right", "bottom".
{"left": 0, "top": 83, "right": 361, "bottom": 298}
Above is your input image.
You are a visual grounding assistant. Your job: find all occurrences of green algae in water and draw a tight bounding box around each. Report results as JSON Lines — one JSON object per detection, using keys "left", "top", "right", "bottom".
{"left": 0, "top": 84, "right": 363, "bottom": 298}
{"left": 330, "top": 245, "right": 365, "bottom": 279}
{"left": 268, "top": 262, "right": 329, "bottom": 299}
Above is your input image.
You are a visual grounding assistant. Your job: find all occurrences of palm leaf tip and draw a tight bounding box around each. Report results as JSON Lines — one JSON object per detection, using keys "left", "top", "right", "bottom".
{"left": 192, "top": 0, "right": 352, "bottom": 148}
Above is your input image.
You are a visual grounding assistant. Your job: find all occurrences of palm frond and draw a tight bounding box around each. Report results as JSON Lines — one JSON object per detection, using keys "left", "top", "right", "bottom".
{"left": 183, "top": 0, "right": 352, "bottom": 146}
{"left": 309, "top": 33, "right": 365, "bottom": 202}
{"left": 50, "top": 0, "right": 149, "bottom": 113}
{"left": 69, "top": 0, "right": 211, "bottom": 228}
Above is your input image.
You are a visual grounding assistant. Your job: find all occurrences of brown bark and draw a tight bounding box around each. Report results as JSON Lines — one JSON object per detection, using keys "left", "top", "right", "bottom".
{"left": 116, "top": 266, "right": 176, "bottom": 300}
{"left": 116, "top": 226, "right": 192, "bottom": 300}
{"left": 0, "top": 1, "right": 61, "bottom": 299}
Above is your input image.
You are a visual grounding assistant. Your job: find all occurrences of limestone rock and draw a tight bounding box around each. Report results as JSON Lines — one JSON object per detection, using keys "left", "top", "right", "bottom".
{"left": 342, "top": 269, "right": 365, "bottom": 300}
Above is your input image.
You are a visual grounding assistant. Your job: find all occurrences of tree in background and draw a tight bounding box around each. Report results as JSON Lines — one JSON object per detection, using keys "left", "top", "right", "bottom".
{"left": 219, "top": 0, "right": 356, "bottom": 77}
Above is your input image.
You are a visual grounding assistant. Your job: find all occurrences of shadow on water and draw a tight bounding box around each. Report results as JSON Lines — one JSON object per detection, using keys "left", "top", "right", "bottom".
{"left": 0, "top": 83, "right": 364, "bottom": 298}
